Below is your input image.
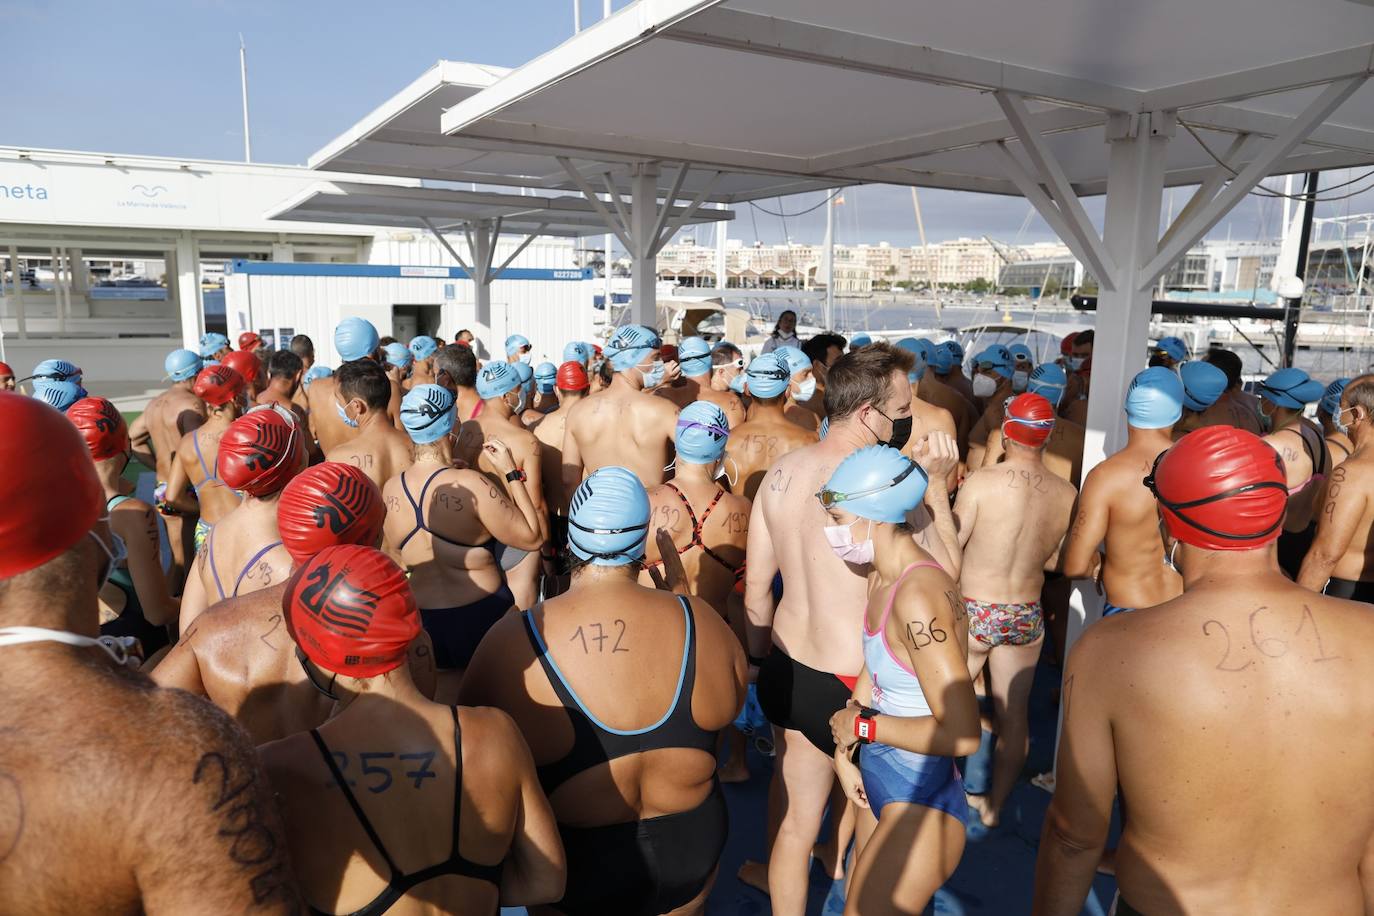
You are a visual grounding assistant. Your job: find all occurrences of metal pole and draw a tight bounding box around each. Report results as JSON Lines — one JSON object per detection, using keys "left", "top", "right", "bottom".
{"left": 824, "top": 195, "right": 835, "bottom": 330}
{"left": 715, "top": 205, "right": 727, "bottom": 292}
{"left": 629, "top": 164, "right": 659, "bottom": 328}
{"left": 1283, "top": 171, "right": 1319, "bottom": 368}
{"left": 573, "top": 0, "right": 581, "bottom": 32}
{"left": 239, "top": 34, "right": 252, "bottom": 163}
{"left": 9, "top": 246, "right": 25, "bottom": 341}
{"left": 603, "top": 0, "right": 611, "bottom": 18}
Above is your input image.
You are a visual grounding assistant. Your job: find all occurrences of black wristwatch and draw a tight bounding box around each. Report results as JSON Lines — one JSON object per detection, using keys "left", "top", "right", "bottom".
{"left": 505, "top": 469, "right": 527, "bottom": 483}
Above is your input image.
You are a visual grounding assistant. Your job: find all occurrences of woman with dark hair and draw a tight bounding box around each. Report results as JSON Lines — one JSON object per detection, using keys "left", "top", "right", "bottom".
{"left": 761, "top": 309, "right": 801, "bottom": 354}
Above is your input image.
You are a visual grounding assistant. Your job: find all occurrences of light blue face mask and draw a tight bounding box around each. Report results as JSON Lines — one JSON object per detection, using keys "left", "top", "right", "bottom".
{"left": 507, "top": 388, "right": 528, "bottom": 415}
{"left": 518, "top": 353, "right": 533, "bottom": 366}
{"left": 336, "top": 400, "right": 360, "bottom": 428}
{"left": 1067, "top": 357, "right": 1085, "bottom": 372}
{"left": 728, "top": 374, "right": 745, "bottom": 394}
{"left": 640, "top": 359, "right": 665, "bottom": 388}
{"left": 1012, "top": 369, "right": 1030, "bottom": 393}
{"left": 1334, "top": 406, "right": 1352, "bottom": 436}
{"left": 796, "top": 377, "right": 817, "bottom": 402}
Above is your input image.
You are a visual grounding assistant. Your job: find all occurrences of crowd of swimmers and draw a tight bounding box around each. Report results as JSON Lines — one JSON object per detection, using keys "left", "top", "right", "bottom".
{"left": 3, "top": 312, "right": 1374, "bottom": 915}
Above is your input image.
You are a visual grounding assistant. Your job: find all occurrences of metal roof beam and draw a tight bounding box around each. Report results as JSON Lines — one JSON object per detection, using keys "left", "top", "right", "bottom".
{"left": 1158, "top": 133, "right": 1254, "bottom": 250}
{"left": 1141, "top": 44, "right": 1374, "bottom": 113}
{"left": 1180, "top": 103, "right": 1374, "bottom": 156}
{"left": 652, "top": 171, "right": 722, "bottom": 256}
{"left": 421, "top": 216, "right": 472, "bottom": 273}
{"left": 1140, "top": 75, "right": 1367, "bottom": 288}
{"left": 557, "top": 157, "right": 635, "bottom": 253}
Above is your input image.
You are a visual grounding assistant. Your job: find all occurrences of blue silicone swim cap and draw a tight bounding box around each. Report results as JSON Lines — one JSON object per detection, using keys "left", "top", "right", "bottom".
{"left": 512, "top": 360, "right": 534, "bottom": 393}
{"left": 974, "top": 345, "right": 1014, "bottom": 379}
{"left": 1027, "top": 363, "right": 1068, "bottom": 408}
{"left": 1154, "top": 336, "right": 1188, "bottom": 362}
{"left": 772, "top": 345, "right": 811, "bottom": 377}
{"left": 606, "top": 325, "right": 661, "bottom": 371}
{"left": 567, "top": 466, "right": 651, "bottom": 565}
{"left": 476, "top": 362, "right": 521, "bottom": 400}
{"left": 1180, "top": 361, "right": 1227, "bottom": 412}
{"left": 1258, "top": 367, "right": 1325, "bottom": 410}
{"left": 534, "top": 362, "right": 558, "bottom": 393}
{"left": 946, "top": 340, "right": 965, "bottom": 361}
{"left": 850, "top": 333, "right": 872, "bottom": 349}
{"left": 408, "top": 335, "right": 438, "bottom": 361}
{"left": 198, "top": 333, "right": 230, "bottom": 359}
{"left": 676, "top": 400, "right": 730, "bottom": 464}
{"left": 678, "top": 337, "right": 712, "bottom": 377}
{"left": 335, "top": 318, "right": 380, "bottom": 362}
{"left": 1321, "top": 377, "right": 1352, "bottom": 417}
{"left": 400, "top": 384, "right": 456, "bottom": 445}
{"left": 382, "top": 342, "right": 413, "bottom": 370}
{"left": 505, "top": 334, "right": 531, "bottom": 357}
{"left": 1008, "top": 343, "right": 1034, "bottom": 364}
{"left": 28, "top": 358, "right": 83, "bottom": 384}
{"left": 931, "top": 342, "right": 957, "bottom": 374}
{"left": 563, "top": 341, "right": 591, "bottom": 366}
{"left": 1125, "top": 366, "right": 1185, "bottom": 429}
{"left": 33, "top": 379, "right": 86, "bottom": 413}
{"left": 820, "top": 445, "right": 929, "bottom": 524}
{"left": 895, "top": 338, "right": 927, "bottom": 382}
{"left": 164, "top": 349, "right": 202, "bottom": 382}
{"left": 746, "top": 353, "right": 790, "bottom": 399}
{"left": 303, "top": 365, "right": 333, "bottom": 389}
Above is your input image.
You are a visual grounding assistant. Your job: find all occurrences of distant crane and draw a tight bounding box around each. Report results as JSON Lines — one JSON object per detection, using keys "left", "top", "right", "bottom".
{"left": 982, "top": 235, "right": 1027, "bottom": 265}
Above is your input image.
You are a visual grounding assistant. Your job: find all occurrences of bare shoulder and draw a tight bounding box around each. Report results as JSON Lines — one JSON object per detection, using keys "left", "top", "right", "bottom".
{"left": 458, "top": 705, "right": 528, "bottom": 767}
{"left": 893, "top": 563, "right": 960, "bottom": 618}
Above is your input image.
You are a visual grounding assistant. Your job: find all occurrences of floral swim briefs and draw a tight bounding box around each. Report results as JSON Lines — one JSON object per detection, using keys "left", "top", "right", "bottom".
{"left": 964, "top": 598, "right": 1044, "bottom": 647}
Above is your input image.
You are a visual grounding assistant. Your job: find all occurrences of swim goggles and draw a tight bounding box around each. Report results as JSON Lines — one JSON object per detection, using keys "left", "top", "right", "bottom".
{"left": 1142, "top": 450, "right": 1287, "bottom": 542}
{"left": 816, "top": 461, "right": 922, "bottom": 510}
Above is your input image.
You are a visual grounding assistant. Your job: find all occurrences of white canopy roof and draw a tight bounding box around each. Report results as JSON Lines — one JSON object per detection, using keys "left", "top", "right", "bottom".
{"left": 308, "top": 58, "right": 840, "bottom": 203}
{"left": 267, "top": 180, "right": 732, "bottom": 238}
{"left": 438, "top": 0, "right": 1374, "bottom": 196}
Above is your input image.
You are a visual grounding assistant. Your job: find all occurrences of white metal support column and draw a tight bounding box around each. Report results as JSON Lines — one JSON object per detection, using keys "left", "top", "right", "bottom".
{"left": 175, "top": 231, "right": 204, "bottom": 350}
{"left": 7, "top": 246, "right": 24, "bottom": 340}
{"left": 628, "top": 163, "right": 660, "bottom": 327}
{"left": 421, "top": 217, "right": 548, "bottom": 350}
{"left": 51, "top": 248, "right": 67, "bottom": 335}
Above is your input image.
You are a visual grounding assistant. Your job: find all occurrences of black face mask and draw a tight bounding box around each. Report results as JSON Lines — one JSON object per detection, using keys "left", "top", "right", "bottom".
{"left": 871, "top": 407, "right": 913, "bottom": 451}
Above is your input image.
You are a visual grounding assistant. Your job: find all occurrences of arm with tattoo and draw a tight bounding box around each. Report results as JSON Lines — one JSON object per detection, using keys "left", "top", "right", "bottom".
{"left": 1298, "top": 465, "right": 1365, "bottom": 591}
{"left": 114, "top": 501, "right": 179, "bottom": 627}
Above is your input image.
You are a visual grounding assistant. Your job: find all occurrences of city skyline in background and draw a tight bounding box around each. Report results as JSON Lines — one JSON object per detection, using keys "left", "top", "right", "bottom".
{"left": 5, "top": 0, "right": 1374, "bottom": 251}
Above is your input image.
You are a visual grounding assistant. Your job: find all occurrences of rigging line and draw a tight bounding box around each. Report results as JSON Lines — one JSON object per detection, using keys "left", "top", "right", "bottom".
{"left": 747, "top": 189, "right": 844, "bottom": 218}
{"left": 1225, "top": 317, "right": 1280, "bottom": 370}
{"left": 1183, "top": 124, "right": 1374, "bottom": 201}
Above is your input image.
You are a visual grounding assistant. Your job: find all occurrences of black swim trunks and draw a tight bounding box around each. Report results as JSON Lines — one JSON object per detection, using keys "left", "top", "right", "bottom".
{"left": 756, "top": 646, "right": 854, "bottom": 755}
{"left": 1324, "top": 577, "right": 1374, "bottom": 604}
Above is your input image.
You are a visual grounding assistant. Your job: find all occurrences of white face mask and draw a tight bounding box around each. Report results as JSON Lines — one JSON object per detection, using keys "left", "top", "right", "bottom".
{"left": 91, "top": 517, "right": 127, "bottom": 595}
{"left": 715, "top": 455, "right": 738, "bottom": 488}
{"left": 795, "top": 377, "right": 817, "bottom": 402}
{"left": 0, "top": 626, "right": 138, "bottom": 667}
{"left": 973, "top": 374, "right": 998, "bottom": 398}
{"left": 518, "top": 353, "right": 533, "bottom": 365}
{"left": 823, "top": 517, "right": 874, "bottom": 565}
{"left": 1012, "top": 369, "right": 1030, "bottom": 393}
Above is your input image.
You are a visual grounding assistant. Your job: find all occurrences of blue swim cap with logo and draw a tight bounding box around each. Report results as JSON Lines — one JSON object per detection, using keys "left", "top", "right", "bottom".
{"left": 1321, "top": 378, "right": 1352, "bottom": 417}
{"left": 745, "top": 353, "right": 790, "bottom": 399}
{"left": 1125, "top": 366, "right": 1184, "bottom": 428}
{"left": 505, "top": 334, "right": 531, "bottom": 357}
{"left": 164, "top": 349, "right": 202, "bottom": 382}
{"left": 676, "top": 401, "right": 730, "bottom": 464}
{"left": 772, "top": 345, "right": 811, "bottom": 377}
{"left": 382, "top": 342, "right": 413, "bottom": 370}
{"left": 534, "top": 362, "right": 558, "bottom": 394}
{"left": 408, "top": 335, "right": 438, "bottom": 361}
{"left": 563, "top": 341, "right": 592, "bottom": 366}
{"left": 678, "top": 337, "right": 712, "bottom": 378}
{"left": 476, "top": 362, "right": 521, "bottom": 400}
{"left": 895, "top": 338, "right": 927, "bottom": 382}
{"left": 1180, "top": 361, "right": 1227, "bottom": 412}
{"left": 931, "top": 342, "right": 957, "bottom": 374}
{"left": 400, "top": 384, "right": 456, "bottom": 445}
{"left": 512, "top": 360, "right": 534, "bottom": 393}
{"left": 1027, "top": 363, "right": 1067, "bottom": 408}
{"left": 33, "top": 378, "right": 86, "bottom": 413}
{"left": 820, "top": 445, "right": 929, "bottom": 524}
{"left": 606, "top": 325, "right": 662, "bottom": 371}
{"left": 567, "top": 466, "right": 651, "bottom": 565}
{"left": 198, "top": 333, "right": 230, "bottom": 359}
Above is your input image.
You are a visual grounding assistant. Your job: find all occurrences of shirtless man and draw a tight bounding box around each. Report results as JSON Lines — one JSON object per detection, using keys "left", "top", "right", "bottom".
{"left": 180, "top": 406, "right": 305, "bottom": 630}
{"left": 165, "top": 365, "right": 246, "bottom": 553}
{"left": 743, "top": 342, "right": 961, "bottom": 916}
{"left": 562, "top": 324, "right": 680, "bottom": 489}
{"left": 1199, "top": 347, "right": 1262, "bottom": 434}
{"left": 456, "top": 360, "right": 548, "bottom": 608}
{"left": 955, "top": 393, "right": 1076, "bottom": 829}
{"left": 199, "top": 331, "right": 231, "bottom": 362}
{"left": 916, "top": 342, "right": 978, "bottom": 457}
{"left": 0, "top": 360, "right": 14, "bottom": 390}
{"left": 222, "top": 349, "right": 264, "bottom": 403}
{"left": 1258, "top": 367, "right": 1332, "bottom": 578}
{"left": 153, "top": 461, "right": 436, "bottom": 743}
{"left": 1037, "top": 425, "right": 1374, "bottom": 916}
{"left": 505, "top": 332, "right": 532, "bottom": 365}
{"left": 325, "top": 358, "right": 415, "bottom": 491}
{"left": 289, "top": 333, "right": 315, "bottom": 413}
{"left": 1059, "top": 330, "right": 1094, "bottom": 427}
{"left": 1062, "top": 366, "right": 1185, "bottom": 615}
{"left": 0, "top": 392, "right": 300, "bottom": 913}
{"left": 130, "top": 347, "right": 206, "bottom": 585}
{"left": 895, "top": 341, "right": 960, "bottom": 487}
{"left": 408, "top": 334, "right": 439, "bottom": 387}
{"left": 1298, "top": 374, "right": 1374, "bottom": 600}
{"left": 966, "top": 346, "right": 1016, "bottom": 464}
{"left": 655, "top": 336, "right": 747, "bottom": 430}
{"left": 307, "top": 317, "right": 401, "bottom": 454}
{"left": 724, "top": 353, "right": 818, "bottom": 501}
{"left": 771, "top": 345, "right": 822, "bottom": 432}
{"left": 533, "top": 361, "right": 589, "bottom": 595}
{"left": 711, "top": 341, "right": 746, "bottom": 395}
{"left": 979, "top": 364, "right": 1087, "bottom": 487}
{"left": 255, "top": 350, "right": 320, "bottom": 464}
{"left": 639, "top": 400, "right": 750, "bottom": 614}
{"left": 432, "top": 342, "right": 483, "bottom": 422}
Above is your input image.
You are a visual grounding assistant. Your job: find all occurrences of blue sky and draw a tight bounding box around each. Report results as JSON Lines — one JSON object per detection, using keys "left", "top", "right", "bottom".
{"left": 3, "top": 0, "right": 1370, "bottom": 249}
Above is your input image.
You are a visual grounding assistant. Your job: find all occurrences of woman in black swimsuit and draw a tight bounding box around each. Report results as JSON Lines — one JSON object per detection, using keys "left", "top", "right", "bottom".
{"left": 260, "top": 544, "right": 564, "bottom": 916}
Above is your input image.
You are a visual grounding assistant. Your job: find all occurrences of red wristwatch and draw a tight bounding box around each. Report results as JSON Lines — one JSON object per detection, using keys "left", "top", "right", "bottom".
{"left": 505, "top": 469, "right": 527, "bottom": 483}
{"left": 854, "top": 707, "right": 877, "bottom": 744}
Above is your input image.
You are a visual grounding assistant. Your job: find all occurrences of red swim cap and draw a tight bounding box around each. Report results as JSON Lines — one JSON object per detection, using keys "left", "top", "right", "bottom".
{"left": 222, "top": 350, "right": 262, "bottom": 386}
{"left": 238, "top": 331, "right": 263, "bottom": 351}
{"left": 1147, "top": 426, "right": 1287, "bottom": 551}
{"left": 1002, "top": 393, "right": 1056, "bottom": 448}
{"left": 0, "top": 392, "right": 103, "bottom": 580}
{"left": 1060, "top": 332, "right": 1077, "bottom": 356}
{"left": 0, "top": 361, "right": 12, "bottom": 378}
{"left": 68, "top": 397, "right": 130, "bottom": 461}
{"left": 284, "top": 545, "right": 419, "bottom": 678}
{"left": 278, "top": 462, "right": 385, "bottom": 564}
{"left": 217, "top": 406, "right": 303, "bottom": 498}
{"left": 556, "top": 360, "right": 590, "bottom": 391}
{"left": 193, "top": 365, "right": 245, "bottom": 407}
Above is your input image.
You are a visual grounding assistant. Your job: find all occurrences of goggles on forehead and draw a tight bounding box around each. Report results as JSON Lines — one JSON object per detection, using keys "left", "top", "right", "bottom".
{"left": 676, "top": 419, "right": 729, "bottom": 439}
{"left": 816, "top": 461, "right": 921, "bottom": 510}
{"left": 1142, "top": 450, "right": 1287, "bottom": 543}
{"left": 748, "top": 364, "right": 790, "bottom": 382}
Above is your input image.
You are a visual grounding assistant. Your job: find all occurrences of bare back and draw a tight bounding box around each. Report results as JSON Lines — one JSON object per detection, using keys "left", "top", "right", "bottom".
{"left": 145, "top": 387, "right": 206, "bottom": 479}
{"left": 1073, "top": 580, "right": 1374, "bottom": 913}
{"left": 175, "top": 420, "right": 241, "bottom": 523}
{"left": 564, "top": 386, "right": 679, "bottom": 487}
{"left": 186, "top": 503, "right": 293, "bottom": 627}
{"left": 981, "top": 418, "right": 1086, "bottom": 488}
{"left": 956, "top": 457, "right": 1077, "bottom": 602}
{"left": 1266, "top": 418, "right": 1330, "bottom": 532}
{"left": 326, "top": 423, "right": 415, "bottom": 491}
{"left": 724, "top": 410, "right": 819, "bottom": 501}
{"left": 532, "top": 404, "right": 573, "bottom": 513}
{"left": 637, "top": 477, "right": 750, "bottom": 614}
{"left": 1200, "top": 390, "right": 1263, "bottom": 434}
